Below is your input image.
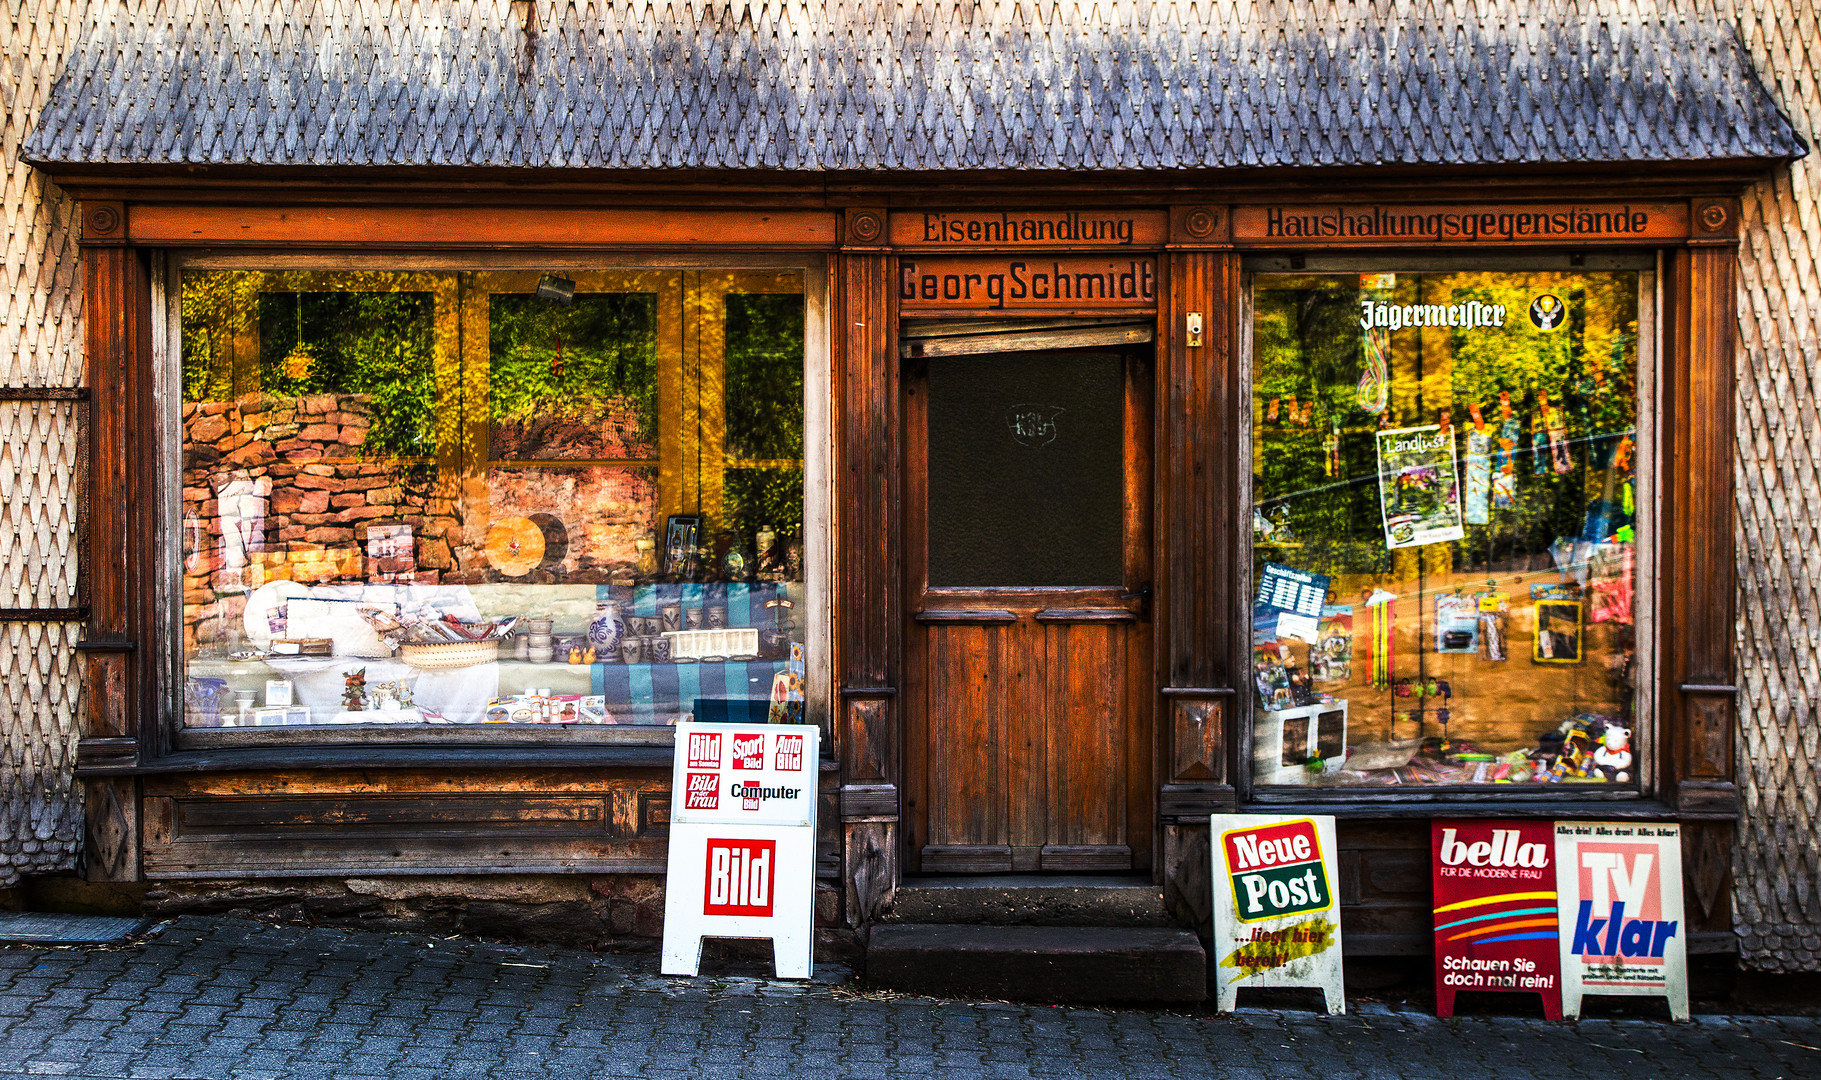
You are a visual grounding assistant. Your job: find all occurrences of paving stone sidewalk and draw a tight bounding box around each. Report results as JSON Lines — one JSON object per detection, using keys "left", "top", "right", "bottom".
{"left": 0, "top": 916, "right": 1817, "bottom": 1080}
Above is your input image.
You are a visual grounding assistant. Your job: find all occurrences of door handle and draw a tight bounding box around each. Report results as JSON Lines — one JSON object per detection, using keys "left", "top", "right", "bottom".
{"left": 1120, "top": 585, "right": 1153, "bottom": 618}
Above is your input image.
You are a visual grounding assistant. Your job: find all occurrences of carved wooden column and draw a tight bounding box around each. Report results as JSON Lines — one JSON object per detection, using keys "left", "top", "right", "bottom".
{"left": 1664, "top": 198, "right": 1743, "bottom": 944}
{"left": 835, "top": 209, "right": 902, "bottom": 927}
{"left": 1157, "top": 207, "right": 1241, "bottom": 933}
{"left": 74, "top": 201, "right": 152, "bottom": 882}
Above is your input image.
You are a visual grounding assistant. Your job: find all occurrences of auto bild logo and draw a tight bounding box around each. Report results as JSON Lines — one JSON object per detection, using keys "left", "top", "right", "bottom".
{"left": 686, "top": 731, "right": 722, "bottom": 769}
{"left": 1529, "top": 294, "right": 1566, "bottom": 331}
{"left": 703, "top": 838, "right": 774, "bottom": 917}
{"left": 1223, "top": 819, "right": 1332, "bottom": 922}
{"left": 731, "top": 733, "right": 766, "bottom": 770}
{"left": 774, "top": 733, "right": 805, "bottom": 771}
{"left": 684, "top": 772, "right": 720, "bottom": 811}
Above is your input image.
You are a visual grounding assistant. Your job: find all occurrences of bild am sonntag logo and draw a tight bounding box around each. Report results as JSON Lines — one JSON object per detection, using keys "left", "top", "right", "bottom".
{"left": 1223, "top": 819, "right": 1331, "bottom": 922}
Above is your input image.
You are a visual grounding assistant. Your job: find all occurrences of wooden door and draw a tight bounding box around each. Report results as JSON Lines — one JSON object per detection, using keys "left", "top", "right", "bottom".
{"left": 904, "top": 344, "right": 1154, "bottom": 873}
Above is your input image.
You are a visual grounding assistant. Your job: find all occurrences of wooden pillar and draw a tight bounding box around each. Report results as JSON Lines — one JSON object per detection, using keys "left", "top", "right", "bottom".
{"left": 73, "top": 201, "right": 151, "bottom": 882}
{"left": 835, "top": 209, "right": 902, "bottom": 927}
{"left": 1158, "top": 207, "right": 1241, "bottom": 932}
{"left": 1663, "top": 198, "right": 1743, "bottom": 940}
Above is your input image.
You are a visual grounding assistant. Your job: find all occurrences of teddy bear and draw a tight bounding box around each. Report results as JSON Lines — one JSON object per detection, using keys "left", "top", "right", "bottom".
{"left": 1592, "top": 724, "right": 1633, "bottom": 783}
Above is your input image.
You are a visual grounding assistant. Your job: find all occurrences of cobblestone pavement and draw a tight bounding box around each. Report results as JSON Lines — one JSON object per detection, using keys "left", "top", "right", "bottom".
{"left": 0, "top": 917, "right": 1817, "bottom": 1080}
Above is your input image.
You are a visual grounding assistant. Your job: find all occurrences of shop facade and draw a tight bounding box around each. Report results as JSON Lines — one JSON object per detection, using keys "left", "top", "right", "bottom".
{"left": 8, "top": 4, "right": 1817, "bottom": 979}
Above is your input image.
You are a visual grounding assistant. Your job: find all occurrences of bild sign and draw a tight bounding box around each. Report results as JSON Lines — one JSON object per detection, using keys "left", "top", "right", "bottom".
{"left": 661, "top": 722, "right": 819, "bottom": 980}
{"left": 1210, "top": 814, "right": 1345, "bottom": 1014}
{"left": 1431, "top": 820, "right": 1562, "bottom": 1019}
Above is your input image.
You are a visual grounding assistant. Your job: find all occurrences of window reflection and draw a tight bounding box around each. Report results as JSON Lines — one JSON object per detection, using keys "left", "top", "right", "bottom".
{"left": 1250, "top": 271, "right": 1642, "bottom": 788}
{"left": 179, "top": 270, "right": 808, "bottom": 733}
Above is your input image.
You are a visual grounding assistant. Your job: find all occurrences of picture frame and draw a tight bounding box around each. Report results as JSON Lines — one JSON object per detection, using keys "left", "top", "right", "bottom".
{"left": 1532, "top": 600, "right": 1583, "bottom": 664}
{"left": 1252, "top": 700, "right": 1349, "bottom": 786}
{"left": 662, "top": 514, "right": 702, "bottom": 577}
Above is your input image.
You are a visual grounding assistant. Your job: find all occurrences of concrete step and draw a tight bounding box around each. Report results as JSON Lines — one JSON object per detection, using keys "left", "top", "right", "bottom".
{"left": 884, "top": 874, "right": 1174, "bottom": 927}
{"left": 865, "top": 924, "right": 1206, "bottom": 1003}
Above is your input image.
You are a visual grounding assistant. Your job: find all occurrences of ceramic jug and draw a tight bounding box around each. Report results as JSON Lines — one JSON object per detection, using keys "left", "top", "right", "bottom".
{"left": 587, "top": 600, "right": 625, "bottom": 651}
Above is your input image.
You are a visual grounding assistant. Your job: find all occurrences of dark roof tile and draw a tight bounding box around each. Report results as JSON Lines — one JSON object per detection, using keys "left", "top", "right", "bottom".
{"left": 23, "top": 1, "right": 1808, "bottom": 172}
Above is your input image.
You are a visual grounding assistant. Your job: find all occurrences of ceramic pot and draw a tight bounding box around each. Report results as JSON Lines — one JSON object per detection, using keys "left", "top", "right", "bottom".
{"left": 685, "top": 608, "right": 704, "bottom": 629}
{"left": 620, "top": 637, "right": 643, "bottom": 665}
{"left": 587, "top": 600, "right": 625, "bottom": 651}
{"left": 706, "top": 605, "right": 728, "bottom": 629}
{"left": 661, "top": 603, "right": 683, "bottom": 633}
{"left": 649, "top": 635, "right": 673, "bottom": 663}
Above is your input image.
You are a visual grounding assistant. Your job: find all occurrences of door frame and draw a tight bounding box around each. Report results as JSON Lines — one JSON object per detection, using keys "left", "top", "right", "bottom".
{"left": 899, "top": 335, "right": 1158, "bottom": 873}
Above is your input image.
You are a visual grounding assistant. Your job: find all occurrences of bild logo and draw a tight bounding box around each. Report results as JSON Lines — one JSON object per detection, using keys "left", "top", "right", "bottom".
{"left": 731, "top": 733, "right": 766, "bottom": 771}
{"left": 684, "top": 772, "right": 719, "bottom": 811}
{"left": 1223, "top": 819, "right": 1330, "bottom": 922}
{"left": 704, "top": 838, "right": 775, "bottom": 917}
{"left": 774, "top": 733, "right": 805, "bottom": 771}
{"left": 686, "top": 731, "right": 722, "bottom": 770}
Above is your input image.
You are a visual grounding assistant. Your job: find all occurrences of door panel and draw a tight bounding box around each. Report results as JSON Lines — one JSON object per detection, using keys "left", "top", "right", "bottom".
{"left": 904, "top": 343, "right": 1154, "bottom": 874}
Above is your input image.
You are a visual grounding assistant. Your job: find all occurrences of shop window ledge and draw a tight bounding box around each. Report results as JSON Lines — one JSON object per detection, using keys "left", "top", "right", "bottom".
{"left": 1239, "top": 794, "right": 1725, "bottom": 821}
{"left": 84, "top": 742, "right": 841, "bottom": 777}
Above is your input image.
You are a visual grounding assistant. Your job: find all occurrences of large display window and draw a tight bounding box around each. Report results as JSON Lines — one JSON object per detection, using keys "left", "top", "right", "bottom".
{"left": 172, "top": 266, "right": 816, "bottom": 738}
{"left": 1248, "top": 268, "right": 1650, "bottom": 791}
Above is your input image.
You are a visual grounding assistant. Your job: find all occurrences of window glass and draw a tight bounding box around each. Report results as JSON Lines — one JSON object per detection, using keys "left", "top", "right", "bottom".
{"left": 178, "top": 269, "right": 808, "bottom": 732}
{"left": 925, "top": 351, "right": 1126, "bottom": 587}
{"left": 1250, "top": 271, "right": 1642, "bottom": 789}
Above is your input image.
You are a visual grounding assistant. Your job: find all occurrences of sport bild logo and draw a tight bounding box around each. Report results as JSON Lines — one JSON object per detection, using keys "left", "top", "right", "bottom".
{"left": 704, "top": 838, "right": 775, "bottom": 917}
{"left": 1223, "top": 819, "right": 1331, "bottom": 922}
{"left": 684, "top": 772, "right": 719, "bottom": 811}
{"left": 686, "top": 731, "right": 723, "bottom": 769}
{"left": 774, "top": 733, "right": 805, "bottom": 771}
{"left": 731, "top": 733, "right": 766, "bottom": 770}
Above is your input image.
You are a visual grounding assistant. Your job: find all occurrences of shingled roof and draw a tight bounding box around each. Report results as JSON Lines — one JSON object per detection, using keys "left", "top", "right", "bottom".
{"left": 23, "top": 1, "right": 1808, "bottom": 172}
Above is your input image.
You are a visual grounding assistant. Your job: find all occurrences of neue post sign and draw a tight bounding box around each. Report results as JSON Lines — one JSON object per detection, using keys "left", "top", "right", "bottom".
{"left": 661, "top": 722, "right": 819, "bottom": 980}
{"left": 1431, "top": 819, "right": 1562, "bottom": 1019}
{"left": 1211, "top": 814, "right": 1345, "bottom": 1014}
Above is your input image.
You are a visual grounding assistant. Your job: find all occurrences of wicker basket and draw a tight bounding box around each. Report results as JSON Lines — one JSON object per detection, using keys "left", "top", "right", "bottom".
{"left": 400, "top": 640, "right": 500, "bottom": 669}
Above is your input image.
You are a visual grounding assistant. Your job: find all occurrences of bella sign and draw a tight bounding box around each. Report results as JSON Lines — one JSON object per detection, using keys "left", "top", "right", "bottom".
{"left": 1432, "top": 820, "right": 1562, "bottom": 1020}
{"left": 898, "top": 256, "right": 1157, "bottom": 312}
{"left": 661, "top": 722, "right": 819, "bottom": 980}
{"left": 1211, "top": 814, "right": 1345, "bottom": 1014}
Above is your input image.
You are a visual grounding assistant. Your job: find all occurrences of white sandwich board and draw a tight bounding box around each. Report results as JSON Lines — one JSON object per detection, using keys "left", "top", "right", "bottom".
{"left": 1554, "top": 821, "right": 1688, "bottom": 1021}
{"left": 661, "top": 722, "right": 819, "bottom": 980}
{"left": 1210, "top": 813, "right": 1346, "bottom": 1014}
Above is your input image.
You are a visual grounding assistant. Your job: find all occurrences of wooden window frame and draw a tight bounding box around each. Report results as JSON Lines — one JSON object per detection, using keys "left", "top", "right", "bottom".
{"left": 133, "top": 252, "right": 832, "bottom": 754}
{"left": 1233, "top": 254, "right": 1662, "bottom": 808}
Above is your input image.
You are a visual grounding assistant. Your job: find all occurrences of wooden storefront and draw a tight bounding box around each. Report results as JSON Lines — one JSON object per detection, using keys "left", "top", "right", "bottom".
{"left": 38, "top": 168, "right": 1762, "bottom": 963}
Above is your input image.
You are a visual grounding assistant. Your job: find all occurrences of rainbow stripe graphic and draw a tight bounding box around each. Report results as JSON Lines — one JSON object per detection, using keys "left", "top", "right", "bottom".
{"left": 1434, "top": 890, "right": 1559, "bottom": 946}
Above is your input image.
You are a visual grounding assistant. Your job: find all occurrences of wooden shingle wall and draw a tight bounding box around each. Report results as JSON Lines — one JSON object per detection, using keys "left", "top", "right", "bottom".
{"left": 0, "top": 0, "right": 89, "bottom": 885}
{"left": 0, "top": 4, "right": 1818, "bottom": 981}
{"left": 1728, "top": 0, "right": 1821, "bottom": 973}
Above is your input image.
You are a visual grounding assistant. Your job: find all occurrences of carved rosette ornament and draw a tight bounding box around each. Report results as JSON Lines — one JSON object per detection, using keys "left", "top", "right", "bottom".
{"left": 82, "top": 202, "right": 126, "bottom": 245}
{"left": 844, "top": 209, "right": 886, "bottom": 247}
